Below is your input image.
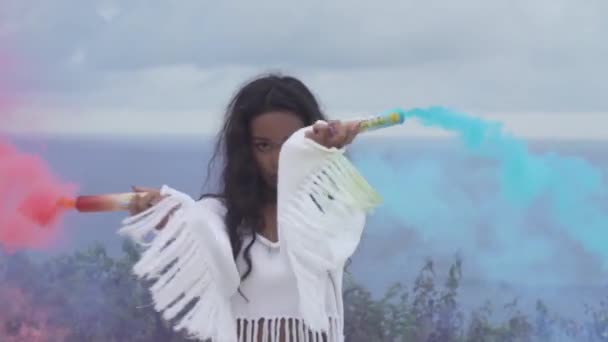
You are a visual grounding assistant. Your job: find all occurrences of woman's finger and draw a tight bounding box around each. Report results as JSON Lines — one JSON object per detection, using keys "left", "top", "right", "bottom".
{"left": 306, "top": 122, "right": 330, "bottom": 146}
{"left": 132, "top": 185, "right": 158, "bottom": 193}
{"left": 144, "top": 192, "right": 163, "bottom": 209}
{"left": 127, "top": 197, "right": 139, "bottom": 215}
{"left": 344, "top": 121, "right": 361, "bottom": 145}
{"left": 327, "top": 121, "right": 348, "bottom": 148}
{"left": 127, "top": 192, "right": 153, "bottom": 215}
{"left": 129, "top": 196, "right": 146, "bottom": 215}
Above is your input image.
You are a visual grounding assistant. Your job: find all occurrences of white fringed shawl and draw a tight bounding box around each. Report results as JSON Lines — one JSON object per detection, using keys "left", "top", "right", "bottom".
{"left": 119, "top": 188, "right": 240, "bottom": 341}
{"left": 118, "top": 123, "right": 381, "bottom": 341}
{"left": 276, "top": 125, "right": 380, "bottom": 334}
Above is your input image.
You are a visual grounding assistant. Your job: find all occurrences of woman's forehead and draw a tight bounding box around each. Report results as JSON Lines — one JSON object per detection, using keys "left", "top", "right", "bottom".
{"left": 250, "top": 111, "right": 305, "bottom": 139}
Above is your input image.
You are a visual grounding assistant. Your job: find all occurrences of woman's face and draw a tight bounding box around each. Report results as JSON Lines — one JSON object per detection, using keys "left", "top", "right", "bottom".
{"left": 250, "top": 111, "right": 305, "bottom": 190}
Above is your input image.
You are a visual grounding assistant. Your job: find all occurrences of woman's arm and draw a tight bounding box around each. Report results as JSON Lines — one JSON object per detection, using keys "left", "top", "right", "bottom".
{"left": 277, "top": 122, "right": 378, "bottom": 334}
{"left": 118, "top": 186, "right": 239, "bottom": 342}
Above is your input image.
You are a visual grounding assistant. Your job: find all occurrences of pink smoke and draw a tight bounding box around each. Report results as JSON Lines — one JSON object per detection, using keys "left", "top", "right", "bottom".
{"left": 0, "top": 46, "right": 78, "bottom": 253}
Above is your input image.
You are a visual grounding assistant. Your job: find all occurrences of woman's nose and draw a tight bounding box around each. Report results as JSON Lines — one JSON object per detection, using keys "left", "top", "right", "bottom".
{"left": 270, "top": 150, "right": 280, "bottom": 169}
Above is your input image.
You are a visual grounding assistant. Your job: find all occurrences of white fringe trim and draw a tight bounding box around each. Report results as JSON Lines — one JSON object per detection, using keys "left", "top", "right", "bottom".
{"left": 236, "top": 316, "right": 342, "bottom": 342}
{"left": 118, "top": 186, "right": 238, "bottom": 342}
{"left": 279, "top": 151, "right": 381, "bottom": 334}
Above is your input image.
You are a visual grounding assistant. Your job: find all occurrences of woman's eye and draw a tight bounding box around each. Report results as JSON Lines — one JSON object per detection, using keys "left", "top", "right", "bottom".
{"left": 255, "top": 142, "right": 271, "bottom": 151}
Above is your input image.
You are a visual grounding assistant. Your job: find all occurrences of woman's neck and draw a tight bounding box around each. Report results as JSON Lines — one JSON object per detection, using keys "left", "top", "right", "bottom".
{"left": 259, "top": 203, "right": 278, "bottom": 242}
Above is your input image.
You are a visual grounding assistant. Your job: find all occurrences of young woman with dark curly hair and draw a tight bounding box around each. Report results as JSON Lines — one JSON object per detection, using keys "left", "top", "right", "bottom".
{"left": 121, "top": 73, "right": 379, "bottom": 342}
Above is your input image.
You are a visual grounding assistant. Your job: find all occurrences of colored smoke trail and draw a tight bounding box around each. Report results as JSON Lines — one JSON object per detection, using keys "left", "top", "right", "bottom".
{"left": 0, "top": 142, "right": 77, "bottom": 252}
{"left": 355, "top": 107, "right": 608, "bottom": 286}
{"left": 0, "top": 48, "right": 77, "bottom": 253}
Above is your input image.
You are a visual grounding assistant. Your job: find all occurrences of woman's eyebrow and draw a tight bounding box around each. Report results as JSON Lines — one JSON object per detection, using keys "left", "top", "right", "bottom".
{"left": 251, "top": 135, "right": 291, "bottom": 142}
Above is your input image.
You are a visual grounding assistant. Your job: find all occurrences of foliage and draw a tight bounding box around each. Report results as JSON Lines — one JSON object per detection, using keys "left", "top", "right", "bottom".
{"left": 1, "top": 245, "right": 608, "bottom": 341}
{"left": 1, "top": 242, "right": 192, "bottom": 341}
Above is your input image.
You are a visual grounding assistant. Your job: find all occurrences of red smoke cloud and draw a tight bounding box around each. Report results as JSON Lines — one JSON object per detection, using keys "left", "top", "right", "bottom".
{"left": 0, "top": 47, "right": 77, "bottom": 253}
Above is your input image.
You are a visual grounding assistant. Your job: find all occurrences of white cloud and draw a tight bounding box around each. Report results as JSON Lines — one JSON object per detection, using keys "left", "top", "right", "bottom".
{"left": 1, "top": 0, "right": 607, "bottom": 137}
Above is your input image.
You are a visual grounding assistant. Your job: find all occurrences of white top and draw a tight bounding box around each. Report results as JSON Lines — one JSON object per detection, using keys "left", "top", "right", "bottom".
{"left": 117, "top": 123, "right": 381, "bottom": 342}
{"left": 231, "top": 233, "right": 341, "bottom": 320}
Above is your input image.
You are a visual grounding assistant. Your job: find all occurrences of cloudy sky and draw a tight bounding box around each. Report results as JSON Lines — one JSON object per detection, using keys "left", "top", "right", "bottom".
{"left": 1, "top": 0, "right": 607, "bottom": 138}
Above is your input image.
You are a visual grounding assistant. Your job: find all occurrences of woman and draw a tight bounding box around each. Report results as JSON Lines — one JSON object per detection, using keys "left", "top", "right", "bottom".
{"left": 121, "top": 74, "right": 380, "bottom": 342}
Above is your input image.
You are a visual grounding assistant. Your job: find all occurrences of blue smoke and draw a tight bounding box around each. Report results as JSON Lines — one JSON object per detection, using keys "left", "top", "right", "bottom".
{"left": 353, "top": 107, "right": 608, "bottom": 287}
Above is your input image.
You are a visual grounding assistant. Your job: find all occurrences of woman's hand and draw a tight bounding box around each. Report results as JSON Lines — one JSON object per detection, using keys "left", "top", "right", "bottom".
{"left": 128, "top": 186, "right": 174, "bottom": 230}
{"left": 305, "top": 120, "right": 361, "bottom": 149}
{"left": 128, "top": 186, "right": 163, "bottom": 216}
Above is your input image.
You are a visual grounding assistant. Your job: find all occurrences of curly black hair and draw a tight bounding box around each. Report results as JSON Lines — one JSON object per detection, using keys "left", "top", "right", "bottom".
{"left": 201, "top": 73, "right": 327, "bottom": 286}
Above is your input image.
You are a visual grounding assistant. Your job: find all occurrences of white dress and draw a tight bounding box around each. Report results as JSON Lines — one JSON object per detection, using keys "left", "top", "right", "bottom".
{"left": 118, "top": 124, "right": 381, "bottom": 342}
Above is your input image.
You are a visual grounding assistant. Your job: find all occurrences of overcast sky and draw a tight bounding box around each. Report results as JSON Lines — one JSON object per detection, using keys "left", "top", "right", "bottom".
{"left": 1, "top": 0, "right": 607, "bottom": 138}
